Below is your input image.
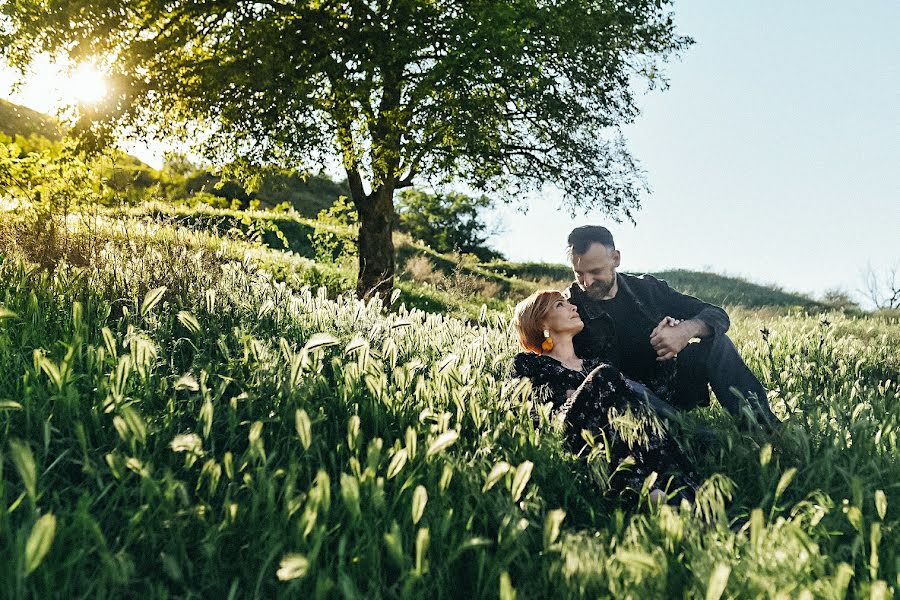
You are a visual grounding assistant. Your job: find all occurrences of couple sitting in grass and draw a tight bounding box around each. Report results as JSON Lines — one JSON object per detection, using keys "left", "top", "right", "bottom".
{"left": 508, "top": 226, "right": 781, "bottom": 508}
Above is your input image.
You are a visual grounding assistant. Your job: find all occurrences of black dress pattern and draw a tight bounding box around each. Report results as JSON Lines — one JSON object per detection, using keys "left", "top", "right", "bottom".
{"left": 508, "top": 352, "right": 699, "bottom": 504}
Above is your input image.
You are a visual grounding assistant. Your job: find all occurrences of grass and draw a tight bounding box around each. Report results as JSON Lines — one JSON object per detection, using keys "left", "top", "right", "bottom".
{"left": 0, "top": 206, "right": 897, "bottom": 598}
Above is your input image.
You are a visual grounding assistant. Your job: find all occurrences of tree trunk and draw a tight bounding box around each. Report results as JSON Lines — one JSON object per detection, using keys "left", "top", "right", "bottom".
{"left": 355, "top": 185, "right": 396, "bottom": 300}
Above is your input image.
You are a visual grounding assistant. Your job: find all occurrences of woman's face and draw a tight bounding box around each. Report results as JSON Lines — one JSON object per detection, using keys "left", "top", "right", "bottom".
{"left": 542, "top": 297, "right": 584, "bottom": 336}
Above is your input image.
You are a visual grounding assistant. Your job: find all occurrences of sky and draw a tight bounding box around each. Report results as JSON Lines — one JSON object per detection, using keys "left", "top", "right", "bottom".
{"left": 490, "top": 1, "right": 899, "bottom": 305}
{"left": 1, "top": 1, "right": 898, "bottom": 305}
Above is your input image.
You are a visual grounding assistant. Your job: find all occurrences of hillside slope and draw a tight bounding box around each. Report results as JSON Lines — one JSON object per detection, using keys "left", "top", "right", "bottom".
{"left": 0, "top": 98, "right": 63, "bottom": 140}
{"left": 112, "top": 203, "right": 824, "bottom": 313}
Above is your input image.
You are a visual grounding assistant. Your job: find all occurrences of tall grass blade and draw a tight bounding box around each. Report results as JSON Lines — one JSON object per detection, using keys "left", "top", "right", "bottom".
{"left": 140, "top": 286, "right": 167, "bottom": 316}
{"left": 483, "top": 462, "right": 511, "bottom": 493}
{"left": 9, "top": 439, "right": 37, "bottom": 501}
{"left": 24, "top": 513, "right": 56, "bottom": 576}
{"left": 426, "top": 430, "right": 458, "bottom": 457}
{"left": 295, "top": 409, "right": 312, "bottom": 450}
{"left": 511, "top": 461, "right": 533, "bottom": 502}
{"left": 411, "top": 485, "right": 428, "bottom": 525}
{"left": 276, "top": 554, "right": 309, "bottom": 581}
{"left": 386, "top": 449, "right": 408, "bottom": 480}
{"left": 177, "top": 311, "right": 202, "bottom": 335}
{"left": 705, "top": 563, "right": 731, "bottom": 600}
{"left": 499, "top": 571, "right": 517, "bottom": 600}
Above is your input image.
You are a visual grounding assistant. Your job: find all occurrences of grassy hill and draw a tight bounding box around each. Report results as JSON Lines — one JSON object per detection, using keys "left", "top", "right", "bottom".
{"left": 106, "top": 203, "right": 824, "bottom": 318}
{"left": 0, "top": 98, "right": 63, "bottom": 140}
{"left": 0, "top": 202, "right": 896, "bottom": 597}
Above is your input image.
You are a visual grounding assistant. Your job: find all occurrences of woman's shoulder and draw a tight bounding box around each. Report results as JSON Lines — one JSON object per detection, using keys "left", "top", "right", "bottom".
{"left": 508, "top": 352, "right": 549, "bottom": 379}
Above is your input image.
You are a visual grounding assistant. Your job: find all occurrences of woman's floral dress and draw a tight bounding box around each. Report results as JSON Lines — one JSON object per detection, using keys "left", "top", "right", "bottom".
{"left": 508, "top": 352, "right": 700, "bottom": 504}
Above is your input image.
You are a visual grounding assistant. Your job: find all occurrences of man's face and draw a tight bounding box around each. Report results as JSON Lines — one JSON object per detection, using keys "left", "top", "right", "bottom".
{"left": 571, "top": 243, "right": 621, "bottom": 300}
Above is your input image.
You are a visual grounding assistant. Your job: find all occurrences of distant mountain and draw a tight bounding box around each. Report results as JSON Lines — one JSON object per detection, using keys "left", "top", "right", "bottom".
{"left": 0, "top": 98, "right": 63, "bottom": 140}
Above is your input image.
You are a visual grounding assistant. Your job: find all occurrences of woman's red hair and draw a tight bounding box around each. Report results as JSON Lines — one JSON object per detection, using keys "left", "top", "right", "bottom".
{"left": 511, "top": 290, "right": 564, "bottom": 354}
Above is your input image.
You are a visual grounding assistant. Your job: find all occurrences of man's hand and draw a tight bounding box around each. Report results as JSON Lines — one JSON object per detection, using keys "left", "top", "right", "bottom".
{"left": 650, "top": 317, "right": 707, "bottom": 362}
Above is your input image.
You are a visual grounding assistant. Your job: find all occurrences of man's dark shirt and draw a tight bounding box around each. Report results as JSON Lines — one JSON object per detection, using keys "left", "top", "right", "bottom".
{"left": 567, "top": 272, "right": 731, "bottom": 408}
{"left": 598, "top": 291, "right": 658, "bottom": 383}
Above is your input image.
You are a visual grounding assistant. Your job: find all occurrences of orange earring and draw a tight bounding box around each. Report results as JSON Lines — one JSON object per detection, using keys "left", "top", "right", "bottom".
{"left": 541, "top": 329, "right": 554, "bottom": 352}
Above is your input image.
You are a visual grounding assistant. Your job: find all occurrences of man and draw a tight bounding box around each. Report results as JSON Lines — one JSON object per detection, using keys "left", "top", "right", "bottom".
{"left": 564, "top": 225, "right": 780, "bottom": 430}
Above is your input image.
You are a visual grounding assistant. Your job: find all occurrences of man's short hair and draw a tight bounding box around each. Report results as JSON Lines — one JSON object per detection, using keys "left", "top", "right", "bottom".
{"left": 567, "top": 225, "right": 615, "bottom": 256}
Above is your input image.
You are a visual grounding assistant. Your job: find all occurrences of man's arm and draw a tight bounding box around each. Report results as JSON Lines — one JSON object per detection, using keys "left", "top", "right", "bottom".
{"left": 642, "top": 275, "right": 729, "bottom": 361}
{"left": 645, "top": 275, "right": 730, "bottom": 337}
{"left": 650, "top": 317, "right": 710, "bottom": 361}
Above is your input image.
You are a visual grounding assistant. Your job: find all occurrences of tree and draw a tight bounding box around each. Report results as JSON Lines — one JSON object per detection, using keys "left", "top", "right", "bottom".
{"left": 1, "top": 0, "right": 691, "bottom": 298}
{"left": 861, "top": 263, "right": 900, "bottom": 310}
{"left": 395, "top": 189, "right": 500, "bottom": 260}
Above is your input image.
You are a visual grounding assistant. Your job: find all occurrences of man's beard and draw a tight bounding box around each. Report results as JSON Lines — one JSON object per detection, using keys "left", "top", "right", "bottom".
{"left": 582, "top": 279, "right": 614, "bottom": 300}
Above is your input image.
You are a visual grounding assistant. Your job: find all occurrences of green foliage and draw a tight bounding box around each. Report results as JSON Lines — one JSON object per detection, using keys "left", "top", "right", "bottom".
{"left": 309, "top": 196, "right": 359, "bottom": 264}
{"left": 0, "top": 130, "right": 160, "bottom": 210}
{"left": 153, "top": 153, "right": 349, "bottom": 216}
{"left": 396, "top": 189, "right": 501, "bottom": 261}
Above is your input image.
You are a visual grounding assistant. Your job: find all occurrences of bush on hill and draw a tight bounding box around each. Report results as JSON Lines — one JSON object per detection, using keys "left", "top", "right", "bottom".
{"left": 394, "top": 189, "right": 503, "bottom": 261}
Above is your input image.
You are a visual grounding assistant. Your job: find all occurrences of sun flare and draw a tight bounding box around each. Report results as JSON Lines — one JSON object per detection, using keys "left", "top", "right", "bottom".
{"left": 64, "top": 63, "right": 109, "bottom": 104}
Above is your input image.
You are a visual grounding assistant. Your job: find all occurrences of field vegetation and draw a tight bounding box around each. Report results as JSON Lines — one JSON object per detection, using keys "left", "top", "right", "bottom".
{"left": 0, "top": 204, "right": 897, "bottom": 598}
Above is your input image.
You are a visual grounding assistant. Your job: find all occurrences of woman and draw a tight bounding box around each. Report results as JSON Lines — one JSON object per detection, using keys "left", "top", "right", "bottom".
{"left": 509, "top": 290, "right": 700, "bottom": 506}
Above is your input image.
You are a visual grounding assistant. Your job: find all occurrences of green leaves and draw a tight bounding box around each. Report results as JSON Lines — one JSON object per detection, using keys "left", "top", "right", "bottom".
{"left": 24, "top": 513, "right": 57, "bottom": 576}
{"left": 0, "top": 210, "right": 899, "bottom": 598}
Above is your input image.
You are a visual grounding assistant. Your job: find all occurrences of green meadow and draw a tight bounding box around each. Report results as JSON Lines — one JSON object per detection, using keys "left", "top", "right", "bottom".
{"left": 0, "top": 207, "right": 897, "bottom": 598}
